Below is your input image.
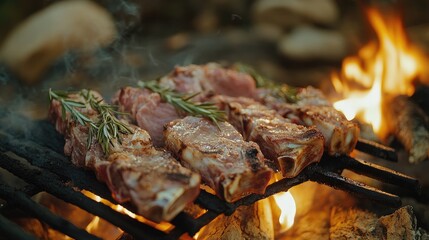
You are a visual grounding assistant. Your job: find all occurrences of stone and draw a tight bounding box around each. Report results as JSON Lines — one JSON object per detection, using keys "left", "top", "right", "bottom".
{"left": 253, "top": 0, "right": 339, "bottom": 28}
{"left": 0, "top": 0, "right": 116, "bottom": 84}
{"left": 278, "top": 26, "right": 347, "bottom": 61}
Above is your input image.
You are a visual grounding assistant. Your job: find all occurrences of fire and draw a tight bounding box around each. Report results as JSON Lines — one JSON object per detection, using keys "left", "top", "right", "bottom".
{"left": 331, "top": 7, "right": 423, "bottom": 136}
{"left": 273, "top": 191, "right": 296, "bottom": 232}
{"left": 81, "top": 190, "right": 174, "bottom": 233}
{"left": 85, "top": 216, "right": 100, "bottom": 233}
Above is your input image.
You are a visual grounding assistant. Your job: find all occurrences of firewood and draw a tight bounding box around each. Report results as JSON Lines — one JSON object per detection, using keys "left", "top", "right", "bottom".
{"left": 329, "top": 206, "right": 429, "bottom": 240}
{"left": 329, "top": 207, "right": 382, "bottom": 239}
{"left": 411, "top": 85, "right": 429, "bottom": 115}
{"left": 196, "top": 199, "right": 274, "bottom": 240}
{"left": 379, "top": 206, "right": 429, "bottom": 240}
{"left": 384, "top": 95, "right": 429, "bottom": 164}
{"left": 283, "top": 210, "right": 330, "bottom": 240}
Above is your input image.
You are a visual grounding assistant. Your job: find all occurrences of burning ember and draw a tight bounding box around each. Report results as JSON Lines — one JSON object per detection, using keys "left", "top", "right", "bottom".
{"left": 331, "top": 7, "right": 424, "bottom": 137}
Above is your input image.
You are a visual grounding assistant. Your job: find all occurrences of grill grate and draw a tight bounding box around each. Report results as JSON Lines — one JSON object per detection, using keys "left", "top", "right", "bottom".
{"left": 0, "top": 108, "right": 420, "bottom": 240}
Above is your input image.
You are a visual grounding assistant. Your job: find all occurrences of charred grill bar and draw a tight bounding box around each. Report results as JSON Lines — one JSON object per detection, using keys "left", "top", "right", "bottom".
{"left": 0, "top": 109, "right": 421, "bottom": 239}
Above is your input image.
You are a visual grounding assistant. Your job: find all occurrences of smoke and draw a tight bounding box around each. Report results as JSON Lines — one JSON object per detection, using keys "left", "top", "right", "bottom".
{"left": 0, "top": 66, "right": 9, "bottom": 85}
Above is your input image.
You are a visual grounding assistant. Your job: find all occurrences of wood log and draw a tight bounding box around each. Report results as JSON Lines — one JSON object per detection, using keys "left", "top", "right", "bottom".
{"left": 329, "top": 207, "right": 382, "bottom": 239}
{"left": 384, "top": 95, "right": 429, "bottom": 164}
{"left": 411, "top": 85, "right": 429, "bottom": 116}
{"left": 329, "top": 206, "right": 428, "bottom": 240}
{"left": 379, "top": 206, "right": 429, "bottom": 240}
{"left": 196, "top": 199, "right": 274, "bottom": 240}
{"left": 279, "top": 208, "right": 330, "bottom": 240}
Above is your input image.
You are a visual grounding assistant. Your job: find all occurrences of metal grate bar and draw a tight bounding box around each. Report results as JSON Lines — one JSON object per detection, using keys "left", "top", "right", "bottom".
{"left": 309, "top": 165, "right": 402, "bottom": 207}
{"left": 0, "top": 152, "right": 169, "bottom": 240}
{"left": 355, "top": 138, "right": 398, "bottom": 162}
{"left": 0, "top": 213, "right": 37, "bottom": 240}
{"left": 0, "top": 130, "right": 115, "bottom": 203}
{"left": 0, "top": 185, "right": 41, "bottom": 212}
{"left": 339, "top": 155, "right": 420, "bottom": 193}
{"left": 168, "top": 211, "right": 220, "bottom": 238}
{"left": 0, "top": 183, "right": 101, "bottom": 240}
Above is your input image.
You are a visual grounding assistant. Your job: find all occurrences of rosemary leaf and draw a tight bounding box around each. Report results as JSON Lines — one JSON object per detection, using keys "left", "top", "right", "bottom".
{"left": 82, "top": 91, "right": 133, "bottom": 154}
{"left": 49, "top": 88, "right": 93, "bottom": 126}
{"left": 232, "top": 62, "right": 273, "bottom": 88}
{"left": 49, "top": 89, "right": 133, "bottom": 154}
{"left": 232, "top": 63, "right": 299, "bottom": 103}
{"left": 137, "top": 80, "right": 226, "bottom": 124}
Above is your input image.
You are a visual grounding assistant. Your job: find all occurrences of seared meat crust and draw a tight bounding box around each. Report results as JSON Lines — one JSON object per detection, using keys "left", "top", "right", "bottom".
{"left": 164, "top": 116, "right": 273, "bottom": 202}
{"left": 49, "top": 91, "right": 200, "bottom": 222}
{"left": 213, "top": 95, "right": 324, "bottom": 178}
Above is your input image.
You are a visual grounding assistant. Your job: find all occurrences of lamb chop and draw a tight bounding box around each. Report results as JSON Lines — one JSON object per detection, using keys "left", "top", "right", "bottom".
{"left": 113, "top": 87, "right": 181, "bottom": 147}
{"left": 212, "top": 95, "right": 324, "bottom": 178}
{"left": 257, "top": 86, "right": 360, "bottom": 155}
{"left": 49, "top": 90, "right": 200, "bottom": 222}
{"left": 164, "top": 116, "right": 273, "bottom": 202}
{"left": 158, "top": 63, "right": 359, "bottom": 156}
{"left": 114, "top": 85, "right": 273, "bottom": 201}
{"left": 158, "top": 63, "right": 257, "bottom": 101}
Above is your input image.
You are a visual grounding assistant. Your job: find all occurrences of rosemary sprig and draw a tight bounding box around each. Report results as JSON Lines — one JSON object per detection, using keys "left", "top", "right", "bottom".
{"left": 274, "top": 85, "right": 299, "bottom": 103}
{"left": 81, "top": 90, "right": 133, "bottom": 153}
{"left": 49, "top": 89, "right": 133, "bottom": 154}
{"left": 48, "top": 89, "right": 93, "bottom": 126}
{"left": 232, "top": 62, "right": 273, "bottom": 88}
{"left": 232, "top": 62, "right": 299, "bottom": 103}
{"left": 137, "top": 80, "right": 226, "bottom": 124}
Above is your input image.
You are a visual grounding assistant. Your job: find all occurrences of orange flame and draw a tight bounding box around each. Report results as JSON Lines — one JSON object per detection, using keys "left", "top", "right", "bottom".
{"left": 273, "top": 191, "right": 296, "bottom": 232}
{"left": 332, "top": 7, "right": 422, "bottom": 137}
{"left": 85, "top": 216, "right": 100, "bottom": 233}
{"left": 81, "top": 190, "right": 174, "bottom": 233}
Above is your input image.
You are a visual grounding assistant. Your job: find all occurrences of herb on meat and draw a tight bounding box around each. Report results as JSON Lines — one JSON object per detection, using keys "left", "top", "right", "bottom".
{"left": 273, "top": 85, "right": 299, "bottom": 103}
{"left": 81, "top": 90, "right": 133, "bottom": 153}
{"left": 232, "top": 62, "right": 299, "bottom": 103}
{"left": 49, "top": 89, "right": 133, "bottom": 154}
{"left": 137, "top": 80, "right": 226, "bottom": 125}
{"left": 232, "top": 62, "right": 272, "bottom": 88}
{"left": 48, "top": 89, "right": 94, "bottom": 125}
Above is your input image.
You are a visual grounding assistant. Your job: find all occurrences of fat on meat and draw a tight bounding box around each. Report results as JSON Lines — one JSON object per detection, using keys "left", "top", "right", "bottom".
{"left": 257, "top": 86, "right": 359, "bottom": 155}
{"left": 164, "top": 116, "right": 273, "bottom": 202}
{"left": 112, "top": 87, "right": 180, "bottom": 147}
{"left": 49, "top": 91, "right": 200, "bottom": 222}
{"left": 213, "top": 95, "right": 325, "bottom": 178}
{"left": 159, "top": 63, "right": 257, "bottom": 101}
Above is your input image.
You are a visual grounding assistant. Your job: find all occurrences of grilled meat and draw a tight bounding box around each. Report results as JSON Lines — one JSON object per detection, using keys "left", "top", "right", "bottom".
{"left": 159, "top": 63, "right": 257, "bottom": 101}
{"left": 154, "top": 63, "right": 359, "bottom": 155}
{"left": 296, "top": 105, "right": 359, "bottom": 155}
{"left": 258, "top": 86, "right": 359, "bottom": 155}
{"left": 112, "top": 87, "right": 181, "bottom": 147}
{"left": 49, "top": 91, "right": 200, "bottom": 222}
{"left": 213, "top": 95, "right": 324, "bottom": 178}
{"left": 164, "top": 116, "right": 273, "bottom": 202}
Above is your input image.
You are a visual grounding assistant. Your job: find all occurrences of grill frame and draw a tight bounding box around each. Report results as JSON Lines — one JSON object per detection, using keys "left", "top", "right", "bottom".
{"left": 0, "top": 108, "right": 420, "bottom": 240}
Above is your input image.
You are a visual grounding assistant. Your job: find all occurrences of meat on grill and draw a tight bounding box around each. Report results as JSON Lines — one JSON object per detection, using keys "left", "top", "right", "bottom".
{"left": 164, "top": 116, "right": 273, "bottom": 202}
{"left": 49, "top": 91, "right": 200, "bottom": 222}
{"left": 258, "top": 86, "right": 360, "bottom": 155}
{"left": 155, "top": 63, "right": 359, "bottom": 155}
{"left": 158, "top": 63, "right": 257, "bottom": 101}
{"left": 112, "top": 87, "right": 181, "bottom": 147}
{"left": 212, "top": 95, "right": 324, "bottom": 178}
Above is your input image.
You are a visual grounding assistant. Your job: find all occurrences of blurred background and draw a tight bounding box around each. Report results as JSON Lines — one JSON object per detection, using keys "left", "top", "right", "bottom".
{"left": 1, "top": 0, "right": 429, "bottom": 117}
{"left": 2, "top": 1, "right": 429, "bottom": 238}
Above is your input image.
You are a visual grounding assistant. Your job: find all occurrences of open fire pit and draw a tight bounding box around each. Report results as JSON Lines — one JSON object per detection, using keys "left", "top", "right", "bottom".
{"left": 1, "top": 1, "right": 429, "bottom": 239}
